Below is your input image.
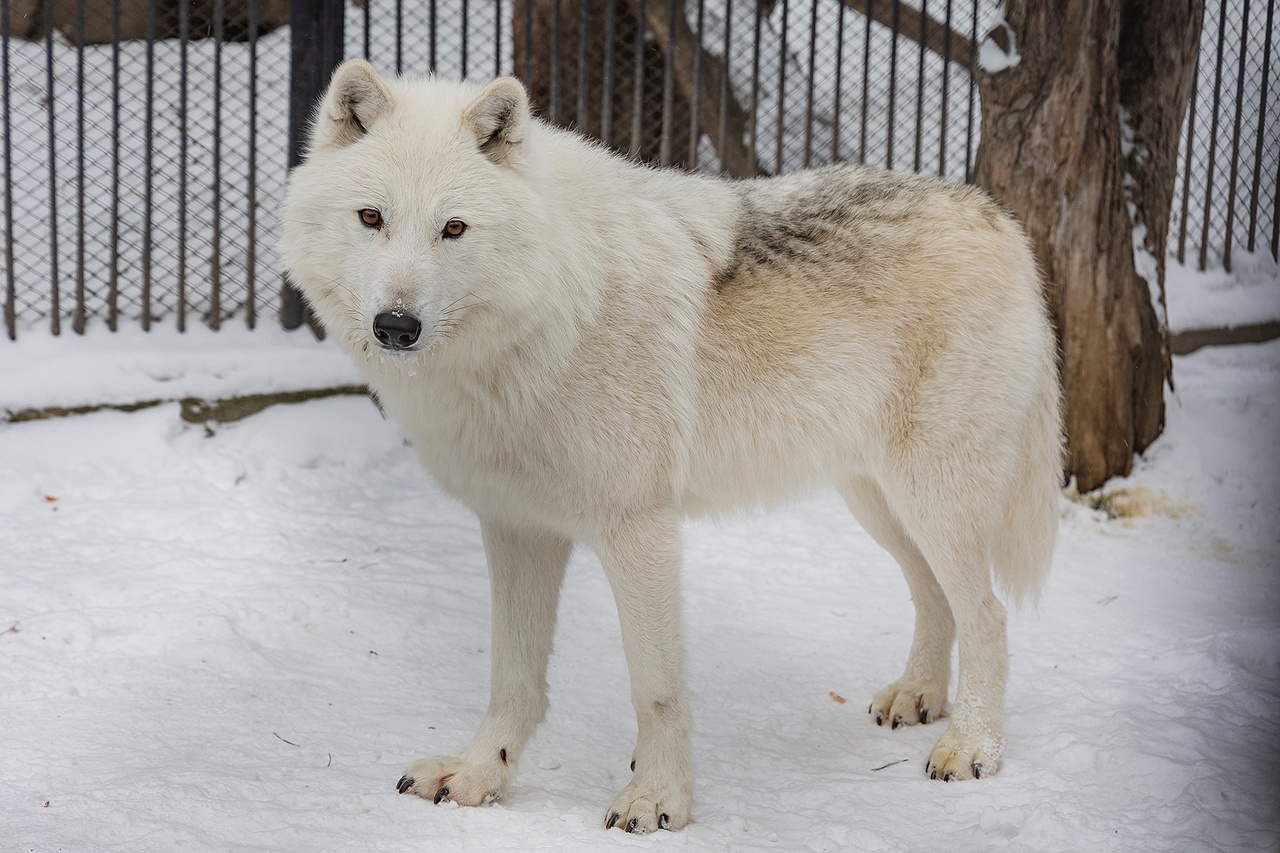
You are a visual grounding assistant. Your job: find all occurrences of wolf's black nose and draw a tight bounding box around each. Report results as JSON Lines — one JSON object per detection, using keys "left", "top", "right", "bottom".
{"left": 372, "top": 312, "right": 422, "bottom": 350}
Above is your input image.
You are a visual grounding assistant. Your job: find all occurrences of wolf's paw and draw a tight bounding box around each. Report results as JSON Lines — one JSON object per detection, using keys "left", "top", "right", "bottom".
{"left": 604, "top": 779, "right": 691, "bottom": 833}
{"left": 397, "top": 754, "right": 506, "bottom": 806}
{"left": 869, "top": 677, "right": 948, "bottom": 729}
{"left": 924, "top": 729, "right": 1002, "bottom": 781}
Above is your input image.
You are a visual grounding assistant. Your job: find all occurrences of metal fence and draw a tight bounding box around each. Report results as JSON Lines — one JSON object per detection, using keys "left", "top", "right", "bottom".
{"left": 0, "top": 0, "right": 1276, "bottom": 339}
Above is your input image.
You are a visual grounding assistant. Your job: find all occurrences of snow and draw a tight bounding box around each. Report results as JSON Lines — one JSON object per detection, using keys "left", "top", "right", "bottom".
{"left": 0, "top": 324, "right": 360, "bottom": 415}
{"left": 3, "top": 333, "right": 1279, "bottom": 851}
{"left": 1166, "top": 249, "right": 1280, "bottom": 332}
{"left": 977, "top": 18, "right": 1021, "bottom": 73}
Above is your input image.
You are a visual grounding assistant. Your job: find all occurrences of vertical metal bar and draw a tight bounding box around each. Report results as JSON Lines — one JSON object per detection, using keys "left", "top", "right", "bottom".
{"left": 1199, "top": 0, "right": 1229, "bottom": 271}
{"left": 178, "top": 0, "right": 189, "bottom": 332}
{"left": 1246, "top": 0, "right": 1275, "bottom": 252}
{"left": 284, "top": 0, "right": 344, "bottom": 330}
{"left": 246, "top": 0, "right": 259, "bottom": 329}
{"left": 859, "top": 0, "right": 872, "bottom": 164}
{"left": 211, "top": 0, "right": 224, "bottom": 330}
{"left": 963, "top": 0, "right": 976, "bottom": 182}
{"left": 912, "top": 0, "right": 926, "bottom": 173}
{"left": 109, "top": 0, "right": 120, "bottom": 331}
{"left": 429, "top": 0, "right": 437, "bottom": 73}
{"left": 802, "top": 0, "right": 819, "bottom": 168}
{"left": 494, "top": 0, "right": 502, "bottom": 78}
{"left": 1221, "top": 0, "right": 1251, "bottom": 272}
{"left": 578, "top": 0, "right": 591, "bottom": 130}
{"left": 830, "top": 2, "right": 845, "bottom": 164}
{"left": 938, "top": 0, "right": 952, "bottom": 177}
{"left": 364, "top": 0, "right": 372, "bottom": 61}
{"left": 886, "top": 0, "right": 900, "bottom": 170}
{"left": 522, "top": 0, "right": 534, "bottom": 82}
{"left": 1, "top": 0, "right": 13, "bottom": 338}
{"left": 602, "top": 0, "right": 617, "bottom": 145}
{"left": 629, "top": 0, "right": 645, "bottom": 157}
{"left": 659, "top": 0, "right": 677, "bottom": 165}
{"left": 718, "top": 0, "right": 732, "bottom": 173}
{"left": 74, "top": 0, "right": 85, "bottom": 333}
{"left": 143, "top": 0, "right": 155, "bottom": 331}
{"left": 773, "top": 0, "right": 788, "bottom": 174}
{"left": 1177, "top": 59, "right": 1200, "bottom": 265}
{"left": 748, "top": 0, "right": 762, "bottom": 173}
{"left": 689, "top": 0, "right": 705, "bottom": 167}
{"left": 461, "top": 0, "right": 469, "bottom": 77}
{"left": 44, "top": 0, "right": 60, "bottom": 335}
{"left": 1218, "top": 0, "right": 1249, "bottom": 270}
{"left": 551, "top": 0, "right": 562, "bottom": 124}
{"left": 396, "top": 0, "right": 403, "bottom": 75}
{"left": 1272, "top": 126, "right": 1280, "bottom": 262}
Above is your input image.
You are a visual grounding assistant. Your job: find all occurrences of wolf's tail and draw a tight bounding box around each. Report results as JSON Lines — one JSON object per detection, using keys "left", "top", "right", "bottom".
{"left": 992, "top": 350, "right": 1063, "bottom": 607}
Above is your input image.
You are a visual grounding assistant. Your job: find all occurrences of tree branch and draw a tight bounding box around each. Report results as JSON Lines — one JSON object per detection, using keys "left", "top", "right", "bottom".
{"left": 838, "top": 0, "right": 974, "bottom": 70}
{"left": 625, "top": 0, "right": 764, "bottom": 177}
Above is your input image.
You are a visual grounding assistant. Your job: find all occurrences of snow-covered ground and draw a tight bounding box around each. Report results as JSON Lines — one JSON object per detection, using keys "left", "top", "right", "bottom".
{"left": 1, "top": 328, "right": 1278, "bottom": 851}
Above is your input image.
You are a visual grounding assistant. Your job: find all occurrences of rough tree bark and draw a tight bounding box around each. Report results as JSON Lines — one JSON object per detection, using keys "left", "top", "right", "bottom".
{"left": 1118, "top": 0, "right": 1207, "bottom": 385}
{"left": 971, "top": 0, "right": 1203, "bottom": 492}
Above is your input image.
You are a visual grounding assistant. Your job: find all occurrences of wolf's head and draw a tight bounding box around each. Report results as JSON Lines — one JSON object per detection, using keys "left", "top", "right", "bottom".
{"left": 281, "top": 61, "right": 547, "bottom": 364}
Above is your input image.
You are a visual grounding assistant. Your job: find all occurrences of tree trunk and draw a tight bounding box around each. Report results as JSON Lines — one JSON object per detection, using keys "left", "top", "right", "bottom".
{"left": 1118, "top": 0, "right": 1207, "bottom": 386}
{"left": 972, "top": 0, "right": 1200, "bottom": 492}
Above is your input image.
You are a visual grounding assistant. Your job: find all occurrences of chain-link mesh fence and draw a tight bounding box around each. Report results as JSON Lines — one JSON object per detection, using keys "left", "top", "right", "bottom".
{"left": 1172, "top": 0, "right": 1278, "bottom": 273}
{"left": 1, "top": 0, "right": 1275, "bottom": 338}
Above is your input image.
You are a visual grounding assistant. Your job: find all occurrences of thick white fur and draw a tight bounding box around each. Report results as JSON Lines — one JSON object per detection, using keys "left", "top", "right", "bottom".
{"left": 281, "top": 61, "right": 1063, "bottom": 833}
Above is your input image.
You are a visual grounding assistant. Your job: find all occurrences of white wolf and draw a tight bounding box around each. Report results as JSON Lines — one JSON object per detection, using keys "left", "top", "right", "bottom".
{"left": 281, "top": 60, "right": 1062, "bottom": 833}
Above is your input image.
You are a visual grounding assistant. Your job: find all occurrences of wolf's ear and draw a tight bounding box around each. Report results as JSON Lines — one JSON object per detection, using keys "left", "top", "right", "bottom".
{"left": 313, "top": 60, "right": 393, "bottom": 150}
{"left": 462, "top": 77, "right": 529, "bottom": 167}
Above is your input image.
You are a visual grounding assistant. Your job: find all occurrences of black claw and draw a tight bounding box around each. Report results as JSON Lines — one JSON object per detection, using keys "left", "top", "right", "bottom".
{"left": 929, "top": 769, "right": 938, "bottom": 780}
{"left": 891, "top": 714, "right": 902, "bottom": 730}
{"left": 920, "top": 709, "right": 931, "bottom": 724}
{"left": 396, "top": 776, "right": 414, "bottom": 794}
{"left": 499, "top": 748, "right": 508, "bottom": 765}
{"left": 626, "top": 818, "right": 638, "bottom": 833}
{"left": 868, "top": 703, "right": 874, "bottom": 714}
{"left": 659, "top": 813, "right": 670, "bottom": 830}
{"left": 943, "top": 771, "right": 954, "bottom": 782}
{"left": 433, "top": 786, "right": 449, "bottom": 805}
{"left": 875, "top": 712, "right": 884, "bottom": 726}
{"left": 606, "top": 812, "right": 620, "bottom": 830}
{"left": 973, "top": 763, "right": 984, "bottom": 779}
{"left": 629, "top": 759, "right": 635, "bottom": 772}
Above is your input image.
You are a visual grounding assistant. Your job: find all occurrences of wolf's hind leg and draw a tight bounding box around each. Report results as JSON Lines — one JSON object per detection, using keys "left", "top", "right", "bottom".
{"left": 398, "top": 520, "right": 570, "bottom": 806}
{"left": 888, "top": 481, "right": 1009, "bottom": 781}
{"left": 839, "top": 476, "right": 954, "bottom": 729}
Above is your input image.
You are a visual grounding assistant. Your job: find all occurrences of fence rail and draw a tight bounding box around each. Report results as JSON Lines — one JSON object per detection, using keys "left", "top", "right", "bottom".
{"left": 0, "top": 0, "right": 1276, "bottom": 339}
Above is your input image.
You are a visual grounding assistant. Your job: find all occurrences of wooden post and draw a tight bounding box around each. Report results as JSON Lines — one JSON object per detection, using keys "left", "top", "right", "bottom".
{"left": 281, "top": 0, "right": 344, "bottom": 333}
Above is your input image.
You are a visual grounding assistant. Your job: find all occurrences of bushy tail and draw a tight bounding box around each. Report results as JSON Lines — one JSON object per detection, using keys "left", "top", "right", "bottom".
{"left": 993, "top": 352, "right": 1064, "bottom": 607}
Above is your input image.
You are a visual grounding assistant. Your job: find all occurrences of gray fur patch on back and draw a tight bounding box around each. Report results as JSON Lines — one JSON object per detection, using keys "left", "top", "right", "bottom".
{"left": 712, "top": 165, "right": 1001, "bottom": 291}
{"left": 713, "top": 168, "right": 895, "bottom": 289}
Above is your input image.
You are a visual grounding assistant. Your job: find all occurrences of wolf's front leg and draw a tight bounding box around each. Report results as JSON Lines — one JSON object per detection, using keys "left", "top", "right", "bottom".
{"left": 596, "top": 511, "right": 692, "bottom": 833}
{"left": 398, "top": 520, "right": 570, "bottom": 806}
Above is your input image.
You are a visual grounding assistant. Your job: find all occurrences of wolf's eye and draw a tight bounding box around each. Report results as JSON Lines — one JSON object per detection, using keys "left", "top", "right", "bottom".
{"left": 358, "top": 208, "right": 382, "bottom": 229}
{"left": 442, "top": 219, "right": 467, "bottom": 239}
